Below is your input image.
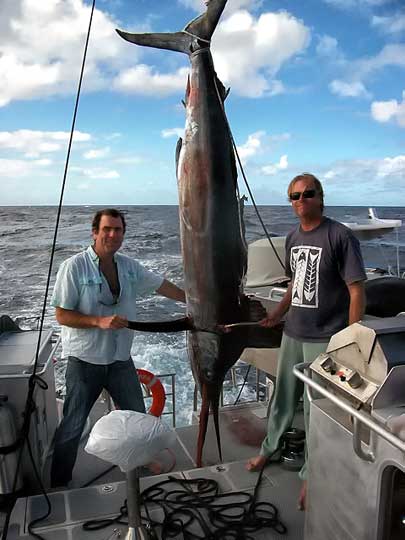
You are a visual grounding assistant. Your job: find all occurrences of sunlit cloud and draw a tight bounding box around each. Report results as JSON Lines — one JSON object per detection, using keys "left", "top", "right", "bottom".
{"left": 0, "top": 130, "right": 91, "bottom": 157}
{"left": 81, "top": 168, "right": 120, "bottom": 179}
{"left": 0, "top": 0, "right": 138, "bottom": 107}
{"left": 237, "top": 131, "right": 265, "bottom": 164}
{"left": 83, "top": 147, "right": 111, "bottom": 159}
{"left": 371, "top": 91, "right": 405, "bottom": 127}
{"left": 113, "top": 65, "right": 188, "bottom": 97}
{"left": 261, "top": 154, "right": 288, "bottom": 175}
{"left": 329, "top": 80, "right": 371, "bottom": 98}
{"left": 371, "top": 14, "right": 405, "bottom": 34}
{"left": 161, "top": 127, "right": 185, "bottom": 139}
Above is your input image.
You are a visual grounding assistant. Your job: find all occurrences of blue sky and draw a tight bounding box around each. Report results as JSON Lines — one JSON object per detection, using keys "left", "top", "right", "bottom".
{"left": 1, "top": 0, "right": 404, "bottom": 206}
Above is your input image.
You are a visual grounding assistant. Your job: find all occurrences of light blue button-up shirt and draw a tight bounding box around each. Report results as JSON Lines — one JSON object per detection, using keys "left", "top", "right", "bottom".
{"left": 51, "top": 246, "right": 164, "bottom": 364}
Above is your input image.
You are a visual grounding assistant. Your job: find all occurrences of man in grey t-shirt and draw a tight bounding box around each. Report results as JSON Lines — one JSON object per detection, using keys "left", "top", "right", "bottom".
{"left": 246, "top": 173, "right": 366, "bottom": 510}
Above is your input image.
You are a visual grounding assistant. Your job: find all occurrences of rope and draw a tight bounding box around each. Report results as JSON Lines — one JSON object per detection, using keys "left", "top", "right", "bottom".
{"left": 183, "top": 29, "right": 211, "bottom": 44}
{"left": 81, "top": 464, "right": 287, "bottom": 539}
{"left": 210, "top": 55, "right": 286, "bottom": 272}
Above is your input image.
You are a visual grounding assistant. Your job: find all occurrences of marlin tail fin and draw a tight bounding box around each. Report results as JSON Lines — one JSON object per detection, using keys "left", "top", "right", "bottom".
{"left": 116, "top": 0, "right": 227, "bottom": 55}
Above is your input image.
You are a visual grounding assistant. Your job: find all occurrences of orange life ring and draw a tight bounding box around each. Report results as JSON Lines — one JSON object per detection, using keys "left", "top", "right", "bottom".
{"left": 137, "top": 369, "right": 166, "bottom": 417}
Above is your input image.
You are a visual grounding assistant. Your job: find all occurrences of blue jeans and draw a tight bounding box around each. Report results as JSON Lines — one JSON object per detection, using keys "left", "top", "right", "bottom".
{"left": 50, "top": 356, "right": 145, "bottom": 487}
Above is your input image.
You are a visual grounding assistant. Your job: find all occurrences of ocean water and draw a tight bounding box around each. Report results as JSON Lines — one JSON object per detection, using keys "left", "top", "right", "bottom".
{"left": 1, "top": 205, "right": 404, "bottom": 425}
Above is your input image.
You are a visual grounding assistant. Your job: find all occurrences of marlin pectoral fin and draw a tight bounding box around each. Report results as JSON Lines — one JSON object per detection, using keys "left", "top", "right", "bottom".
{"left": 127, "top": 317, "right": 194, "bottom": 333}
{"left": 116, "top": 29, "right": 193, "bottom": 55}
{"left": 244, "top": 323, "right": 284, "bottom": 349}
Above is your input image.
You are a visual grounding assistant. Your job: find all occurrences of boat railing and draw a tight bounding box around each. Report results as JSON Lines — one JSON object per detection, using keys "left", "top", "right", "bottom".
{"left": 294, "top": 362, "right": 405, "bottom": 460}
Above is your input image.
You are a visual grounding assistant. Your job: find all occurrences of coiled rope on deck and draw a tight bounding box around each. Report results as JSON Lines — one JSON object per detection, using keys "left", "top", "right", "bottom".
{"left": 82, "top": 468, "right": 287, "bottom": 539}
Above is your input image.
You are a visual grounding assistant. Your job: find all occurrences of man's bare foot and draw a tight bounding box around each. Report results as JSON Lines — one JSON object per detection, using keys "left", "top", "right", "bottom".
{"left": 147, "top": 460, "right": 163, "bottom": 474}
{"left": 246, "top": 455, "right": 267, "bottom": 471}
{"left": 298, "top": 480, "right": 307, "bottom": 511}
{"left": 146, "top": 449, "right": 176, "bottom": 475}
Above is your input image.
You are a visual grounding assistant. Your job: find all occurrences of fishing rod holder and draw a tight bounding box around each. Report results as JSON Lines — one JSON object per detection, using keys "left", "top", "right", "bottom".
{"left": 125, "top": 468, "right": 149, "bottom": 540}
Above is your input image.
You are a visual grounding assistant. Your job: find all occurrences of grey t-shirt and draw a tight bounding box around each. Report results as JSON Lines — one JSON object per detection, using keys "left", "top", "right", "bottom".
{"left": 283, "top": 217, "right": 366, "bottom": 342}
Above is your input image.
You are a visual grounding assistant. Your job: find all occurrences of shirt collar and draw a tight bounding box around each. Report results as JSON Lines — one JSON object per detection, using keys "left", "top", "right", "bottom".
{"left": 87, "top": 245, "right": 119, "bottom": 263}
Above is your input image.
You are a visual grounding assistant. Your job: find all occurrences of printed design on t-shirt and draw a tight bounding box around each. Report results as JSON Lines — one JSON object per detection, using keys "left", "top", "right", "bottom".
{"left": 290, "top": 246, "right": 322, "bottom": 308}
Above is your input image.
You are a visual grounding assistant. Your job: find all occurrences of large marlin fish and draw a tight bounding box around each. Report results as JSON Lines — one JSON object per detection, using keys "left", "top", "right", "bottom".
{"left": 117, "top": 0, "right": 281, "bottom": 466}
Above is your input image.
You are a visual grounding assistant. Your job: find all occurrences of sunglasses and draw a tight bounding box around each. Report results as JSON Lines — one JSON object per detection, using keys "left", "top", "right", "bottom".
{"left": 289, "top": 189, "right": 317, "bottom": 201}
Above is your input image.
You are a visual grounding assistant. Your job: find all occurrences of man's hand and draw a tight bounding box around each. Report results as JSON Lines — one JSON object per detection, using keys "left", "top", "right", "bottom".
{"left": 259, "top": 312, "right": 282, "bottom": 328}
{"left": 97, "top": 315, "right": 128, "bottom": 330}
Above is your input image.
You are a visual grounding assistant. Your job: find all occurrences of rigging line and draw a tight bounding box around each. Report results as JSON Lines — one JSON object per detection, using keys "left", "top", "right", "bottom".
{"left": 30, "top": 0, "right": 96, "bottom": 390}
{"left": 1, "top": 3, "right": 97, "bottom": 539}
{"left": 210, "top": 62, "right": 286, "bottom": 272}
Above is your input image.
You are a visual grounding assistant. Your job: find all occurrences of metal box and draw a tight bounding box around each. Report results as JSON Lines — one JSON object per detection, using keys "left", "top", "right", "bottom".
{"left": 0, "top": 329, "right": 59, "bottom": 491}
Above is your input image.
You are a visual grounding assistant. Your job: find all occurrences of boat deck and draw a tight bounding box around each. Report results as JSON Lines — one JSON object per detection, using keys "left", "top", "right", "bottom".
{"left": 3, "top": 403, "right": 305, "bottom": 539}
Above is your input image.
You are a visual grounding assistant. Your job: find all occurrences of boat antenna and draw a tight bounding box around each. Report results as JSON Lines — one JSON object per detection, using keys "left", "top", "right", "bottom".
{"left": 212, "top": 73, "right": 286, "bottom": 272}
{"left": 0, "top": 2, "right": 97, "bottom": 537}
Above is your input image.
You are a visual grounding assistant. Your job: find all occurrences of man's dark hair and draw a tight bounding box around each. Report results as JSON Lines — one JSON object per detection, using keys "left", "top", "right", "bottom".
{"left": 92, "top": 208, "right": 126, "bottom": 233}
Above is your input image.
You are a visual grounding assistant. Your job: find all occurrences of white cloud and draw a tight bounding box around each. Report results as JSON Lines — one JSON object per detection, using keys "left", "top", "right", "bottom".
{"left": 357, "top": 44, "right": 405, "bottom": 77}
{"left": 324, "top": 169, "right": 338, "bottom": 180}
{"left": 113, "top": 65, "right": 188, "bottom": 97}
{"left": 106, "top": 133, "right": 122, "bottom": 140}
{"left": 261, "top": 154, "right": 288, "bottom": 175}
{"left": 0, "top": 130, "right": 91, "bottom": 157}
{"left": 329, "top": 80, "right": 371, "bottom": 98}
{"left": 83, "top": 147, "right": 111, "bottom": 160}
{"left": 161, "top": 128, "right": 185, "bottom": 139}
{"left": 371, "top": 14, "right": 405, "bottom": 34}
{"left": 33, "top": 158, "right": 52, "bottom": 167}
{"left": 376, "top": 155, "right": 405, "bottom": 178}
{"left": 178, "top": 0, "right": 263, "bottom": 16}
{"left": 114, "top": 156, "right": 143, "bottom": 165}
{"left": 212, "top": 10, "right": 310, "bottom": 97}
{"left": 0, "top": 158, "right": 33, "bottom": 177}
{"left": 371, "top": 91, "right": 405, "bottom": 127}
{"left": 1, "top": 1, "right": 309, "bottom": 103}
{"left": 321, "top": 156, "right": 405, "bottom": 188}
{"left": 268, "top": 133, "right": 291, "bottom": 143}
{"left": 237, "top": 131, "right": 265, "bottom": 164}
{"left": 236, "top": 131, "right": 290, "bottom": 165}
{"left": 0, "top": 0, "right": 138, "bottom": 106}
{"left": 81, "top": 168, "right": 120, "bottom": 179}
{"left": 326, "top": 44, "right": 405, "bottom": 100}
{"left": 323, "top": 0, "right": 390, "bottom": 9}
{"left": 316, "top": 35, "right": 345, "bottom": 64}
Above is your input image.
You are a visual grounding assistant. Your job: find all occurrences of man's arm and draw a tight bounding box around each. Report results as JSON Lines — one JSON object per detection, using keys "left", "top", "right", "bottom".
{"left": 347, "top": 280, "right": 365, "bottom": 325}
{"left": 156, "top": 279, "right": 186, "bottom": 303}
{"left": 261, "top": 282, "right": 292, "bottom": 327}
{"left": 55, "top": 307, "right": 127, "bottom": 330}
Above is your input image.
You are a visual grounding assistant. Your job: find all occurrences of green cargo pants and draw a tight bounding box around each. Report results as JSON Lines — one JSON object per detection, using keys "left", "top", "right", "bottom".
{"left": 260, "top": 333, "right": 328, "bottom": 480}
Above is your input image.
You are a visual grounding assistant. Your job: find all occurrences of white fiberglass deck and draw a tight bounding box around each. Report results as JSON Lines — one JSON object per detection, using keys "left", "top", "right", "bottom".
{"left": 5, "top": 403, "right": 305, "bottom": 539}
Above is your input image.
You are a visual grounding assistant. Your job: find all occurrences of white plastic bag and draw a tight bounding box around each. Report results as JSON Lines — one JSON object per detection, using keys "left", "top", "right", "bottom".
{"left": 85, "top": 410, "right": 176, "bottom": 472}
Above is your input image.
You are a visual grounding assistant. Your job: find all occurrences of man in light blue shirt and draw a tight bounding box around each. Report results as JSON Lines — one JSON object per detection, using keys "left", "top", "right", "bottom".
{"left": 50, "top": 208, "right": 185, "bottom": 487}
